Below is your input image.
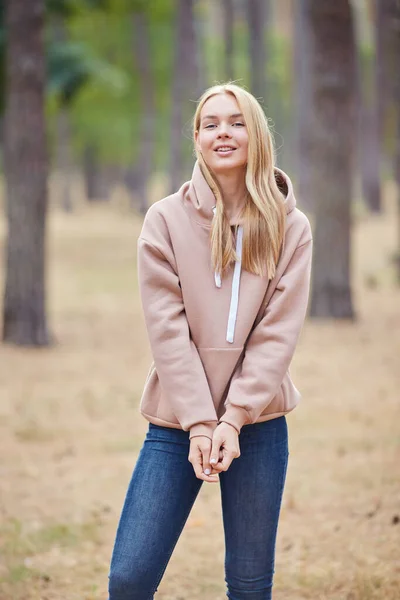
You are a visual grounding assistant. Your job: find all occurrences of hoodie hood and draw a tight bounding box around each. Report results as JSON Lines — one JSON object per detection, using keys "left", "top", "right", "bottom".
{"left": 182, "top": 160, "right": 298, "bottom": 345}
{"left": 184, "top": 160, "right": 297, "bottom": 227}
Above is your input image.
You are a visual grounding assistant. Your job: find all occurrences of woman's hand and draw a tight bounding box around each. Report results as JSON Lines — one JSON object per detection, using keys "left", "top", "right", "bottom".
{"left": 209, "top": 422, "right": 241, "bottom": 473}
{"left": 188, "top": 436, "right": 222, "bottom": 483}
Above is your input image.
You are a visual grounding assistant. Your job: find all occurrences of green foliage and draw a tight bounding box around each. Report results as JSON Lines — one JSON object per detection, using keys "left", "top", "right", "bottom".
{"left": 0, "top": 0, "right": 296, "bottom": 172}
{"left": 69, "top": 0, "right": 176, "bottom": 166}
{"left": 46, "top": 0, "right": 109, "bottom": 17}
{"left": 47, "top": 39, "right": 127, "bottom": 106}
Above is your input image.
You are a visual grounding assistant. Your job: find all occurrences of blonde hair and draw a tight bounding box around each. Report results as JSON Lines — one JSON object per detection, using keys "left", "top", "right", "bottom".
{"left": 193, "top": 82, "right": 286, "bottom": 280}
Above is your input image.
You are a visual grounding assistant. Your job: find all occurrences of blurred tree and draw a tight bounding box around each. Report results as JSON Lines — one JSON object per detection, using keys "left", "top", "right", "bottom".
{"left": 354, "top": 1, "right": 381, "bottom": 212}
{"left": 390, "top": 1, "right": 400, "bottom": 281}
{"left": 293, "top": 0, "right": 313, "bottom": 210}
{"left": 125, "top": 6, "right": 155, "bottom": 214}
{"left": 307, "top": 0, "right": 356, "bottom": 319}
{"left": 47, "top": 0, "right": 127, "bottom": 206}
{"left": 375, "top": 0, "right": 395, "bottom": 180}
{"left": 169, "top": 0, "right": 198, "bottom": 192}
{"left": 51, "top": 14, "right": 74, "bottom": 212}
{"left": 2, "top": 0, "right": 50, "bottom": 345}
{"left": 223, "top": 0, "right": 235, "bottom": 81}
{"left": 246, "top": 0, "right": 270, "bottom": 102}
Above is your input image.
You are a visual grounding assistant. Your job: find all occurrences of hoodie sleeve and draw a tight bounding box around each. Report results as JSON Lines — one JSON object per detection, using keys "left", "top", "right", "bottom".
{"left": 219, "top": 236, "right": 313, "bottom": 434}
{"left": 137, "top": 208, "right": 218, "bottom": 441}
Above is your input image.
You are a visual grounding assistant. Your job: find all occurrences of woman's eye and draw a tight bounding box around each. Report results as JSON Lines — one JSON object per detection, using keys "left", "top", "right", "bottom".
{"left": 205, "top": 122, "right": 244, "bottom": 129}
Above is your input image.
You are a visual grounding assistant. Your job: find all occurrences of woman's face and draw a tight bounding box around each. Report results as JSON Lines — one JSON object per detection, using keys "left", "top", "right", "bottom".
{"left": 195, "top": 93, "right": 249, "bottom": 175}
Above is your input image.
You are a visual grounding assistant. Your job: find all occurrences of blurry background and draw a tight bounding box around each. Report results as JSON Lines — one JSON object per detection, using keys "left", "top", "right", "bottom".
{"left": 0, "top": 1, "right": 399, "bottom": 599}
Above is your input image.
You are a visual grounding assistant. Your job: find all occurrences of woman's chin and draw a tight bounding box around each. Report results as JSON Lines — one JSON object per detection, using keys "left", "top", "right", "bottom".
{"left": 211, "top": 159, "right": 246, "bottom": 175}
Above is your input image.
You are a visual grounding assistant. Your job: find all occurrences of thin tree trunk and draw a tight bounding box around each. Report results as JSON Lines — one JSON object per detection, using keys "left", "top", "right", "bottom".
{"left": 183, "top": 0, "right": 203, "bottom": 178}
{"left": 169, "top": 0, "right": 196, "bottom": 193}
{"left": 246, "top": 0, "right": 269, "bottom": 102}
{"left": 376, "top": 0, "right": 395, "bottom": 178}
{"left": 396, "top": 110, "right": 400, "bottom": 282}
{"left": 52, "top": 15, "right": 74, "bottom": 212}
{"left": 83, "top": 145, "right": 112, "bottom": 202}
{"left": 56, "top": 108, "right": 74, "bottom": 212}
{"left": 3, "top": 0, "right": 50, "bottom": 346}
{"left": 131, "top": 10, "right": 154, "bottom": 214}
{"left": 293, "top": 0, "right": 313, "bottom": 211}
{"left": 355, "top": 1, "right": 381, "bottom": 212}
{"left": 390, "top": 2, "right": 400, "bottom": 282}
{"left": 83, "top": 144, "right": 98, "bottom": 200}
{"left": 307, "top": 0, "right": 356, "bottom": 319}
{"left": 223, "top": 0, "right": 235, "bottom": 81}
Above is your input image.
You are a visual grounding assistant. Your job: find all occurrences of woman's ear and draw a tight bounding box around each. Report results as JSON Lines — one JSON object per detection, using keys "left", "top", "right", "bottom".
{"left": 194, "top": 130, "right": 200, "bottom": 151}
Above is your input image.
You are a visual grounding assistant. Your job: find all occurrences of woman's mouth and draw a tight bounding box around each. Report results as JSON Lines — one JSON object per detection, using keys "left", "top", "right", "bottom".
{"left": 215, "top": 146, "right": 236, "bottom": 156}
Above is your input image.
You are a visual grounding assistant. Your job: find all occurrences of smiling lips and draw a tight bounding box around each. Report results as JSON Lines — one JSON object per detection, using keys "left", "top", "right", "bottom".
{"left": 214, "top": 145, "right": 237, "bottom": 154}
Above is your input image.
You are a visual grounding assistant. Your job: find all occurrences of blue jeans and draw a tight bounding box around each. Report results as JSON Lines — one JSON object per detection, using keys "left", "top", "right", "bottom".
{"left": 108, "top": 416, "right": 289, "bottom": 600}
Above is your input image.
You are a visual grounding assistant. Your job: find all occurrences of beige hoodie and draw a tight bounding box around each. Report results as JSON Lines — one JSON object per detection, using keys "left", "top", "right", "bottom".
{"left": 137, "top": 161, "right": 312, "bottom": 440}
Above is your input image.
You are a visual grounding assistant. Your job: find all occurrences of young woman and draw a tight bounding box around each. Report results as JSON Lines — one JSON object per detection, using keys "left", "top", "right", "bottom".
{"left": 108, "top": 83, "right": 312, "bottom": 600}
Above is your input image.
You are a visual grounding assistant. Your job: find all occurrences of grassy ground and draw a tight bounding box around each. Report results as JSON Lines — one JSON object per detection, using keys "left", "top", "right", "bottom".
{"left": 0, "top": 184, "right": 399, "bottom": 599}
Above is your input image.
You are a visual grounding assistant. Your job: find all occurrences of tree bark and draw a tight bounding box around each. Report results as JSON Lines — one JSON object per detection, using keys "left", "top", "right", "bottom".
{"left": 3, "top": 0, "right": 50, "bottom": 345}
{"left": 56, "top": 107, "right": 74, "bottom": 212}
{"left": 169, "top": 0, "right": 198, "bottom": 193}
{"left": 52, "top": 14, "right": 74, "bottom": 212}
{"left": 131, "top": 10, "right": 155, "bottom": 214}
{"left": 375, "top": 0, "right": 395, "bottom": 177}
{"left": 223, "top": 0, "right": 235, "bottom": 81}
{"left": 293, "top": 0, "right": 313, "bottom": 211}
{"left": 307, "top": 0, "right": 356, "bottom": 319}
{"left": 83, "top": 145, "right": 114, "bottom": 202}
{"left": 390, "top": 2, "right": 400, "bottom": 282}
{"left": 246, "top": 0, "right": 269, "bottom": 102}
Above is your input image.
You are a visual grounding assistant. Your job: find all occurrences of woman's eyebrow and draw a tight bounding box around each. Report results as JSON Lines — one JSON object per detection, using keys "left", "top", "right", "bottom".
{"left": 201, "top": 113, "right": 244, "bottom": 121}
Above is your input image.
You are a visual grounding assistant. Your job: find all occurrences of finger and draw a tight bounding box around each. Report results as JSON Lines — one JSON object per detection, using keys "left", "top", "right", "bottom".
{"left": 210, "top": 435, "right": 222, "bottom": 467}
{"left": 193, "top": 460, "right": 219, "bottom": 482}
{"left": 217, "top": 452, "right": 236, "bottom": 472}
{"left": 201, "top": 446, "right": 212, "bottom": 477}
{"left": 189, "top": 450, "right": 219, "bottom": 483}
{"left": 210, "top": 449, "right": 224, "bottom": 472}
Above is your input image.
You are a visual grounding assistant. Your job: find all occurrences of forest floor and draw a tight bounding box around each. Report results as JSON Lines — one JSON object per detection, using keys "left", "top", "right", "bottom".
{"left": 0, "top": 181, "right": 399, "bottom": 600}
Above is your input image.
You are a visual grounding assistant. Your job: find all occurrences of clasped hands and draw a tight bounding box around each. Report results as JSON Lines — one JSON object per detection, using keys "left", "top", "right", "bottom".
{"left": 188, "top": 422, "right": 241, "bottom": 483}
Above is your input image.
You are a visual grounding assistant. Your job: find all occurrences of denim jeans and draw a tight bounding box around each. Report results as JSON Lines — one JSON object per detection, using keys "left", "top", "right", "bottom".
{"left": 108, "top": 416, "right": 289, "bottom": 600}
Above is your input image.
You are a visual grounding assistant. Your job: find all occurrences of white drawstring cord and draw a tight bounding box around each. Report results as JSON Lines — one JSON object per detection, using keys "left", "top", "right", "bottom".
{"left": 226, "top": 225, "right": 243, "bottom": 343}
{"left": 212, "top": 205, "right": 243, "bottom": 343}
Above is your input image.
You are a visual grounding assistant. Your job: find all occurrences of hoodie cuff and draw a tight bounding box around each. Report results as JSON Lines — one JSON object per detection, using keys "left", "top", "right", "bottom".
{"left": 189, "top": 421, "right": 218, "bottom": 441}
{"left": 218, "top": 405, "right": 251, "bottom": 434}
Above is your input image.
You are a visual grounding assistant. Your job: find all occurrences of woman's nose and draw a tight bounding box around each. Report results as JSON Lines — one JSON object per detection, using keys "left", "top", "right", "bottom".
{"left": 217, "top": 125, "right": 231, "bottom": 138}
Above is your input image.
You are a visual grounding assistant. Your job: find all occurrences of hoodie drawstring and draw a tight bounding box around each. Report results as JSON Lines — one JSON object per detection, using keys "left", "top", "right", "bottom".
{"left": 212, "top": 206, "right": 243, "bottom": 344}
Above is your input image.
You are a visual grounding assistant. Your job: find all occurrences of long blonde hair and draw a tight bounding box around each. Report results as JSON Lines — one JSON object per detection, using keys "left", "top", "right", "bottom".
{"left": 193, "top": 83, "right": 286, "bottom": 280}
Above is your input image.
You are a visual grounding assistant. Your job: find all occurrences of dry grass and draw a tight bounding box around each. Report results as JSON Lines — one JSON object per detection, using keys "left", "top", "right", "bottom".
{"left": 0, "top": 183, "right": 399, "bottom": 600}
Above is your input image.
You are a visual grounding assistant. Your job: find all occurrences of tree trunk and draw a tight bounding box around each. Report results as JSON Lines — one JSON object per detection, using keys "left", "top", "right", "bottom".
{"left": 83, "top": 145, "right": 113, "bottom": 202}
{"left": 56, "top": 108, "right": 74, "bottom": 212}
{"left": 390, "top": 2, "right": 400, "bottom": 282}
{"left": 375, "top": 0, "right": 395, "bottom": 178}
{"left": 246, "top": 0, "right": 269, "bottom": 102}
{"left": 52, "top": 14, "right": 74, "bottom": 212}
{"left": 169, "top": 0, "right": 197, "bottom": 193}
{"left": 223, "top": 0, "right": 235, "bottom": 81}
{"left": 355, "top": 1, "right": 381, "bottom": 213}
{"left": 131, "top": 10, "right": 155, "bottom": 214}
{"left": 293, "top": 0, "right": 313, "bottom": 211}
{"left": 2, "top": 0, "right": 50, "bottom": 346}
{"left": 307, "top": 0, "right": 356, "bottom": 319}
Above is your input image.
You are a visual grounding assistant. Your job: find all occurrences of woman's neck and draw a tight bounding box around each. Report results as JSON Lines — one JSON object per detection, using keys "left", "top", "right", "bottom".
{"left": 214, "top": 168, "right": 247, "bottom": 221}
